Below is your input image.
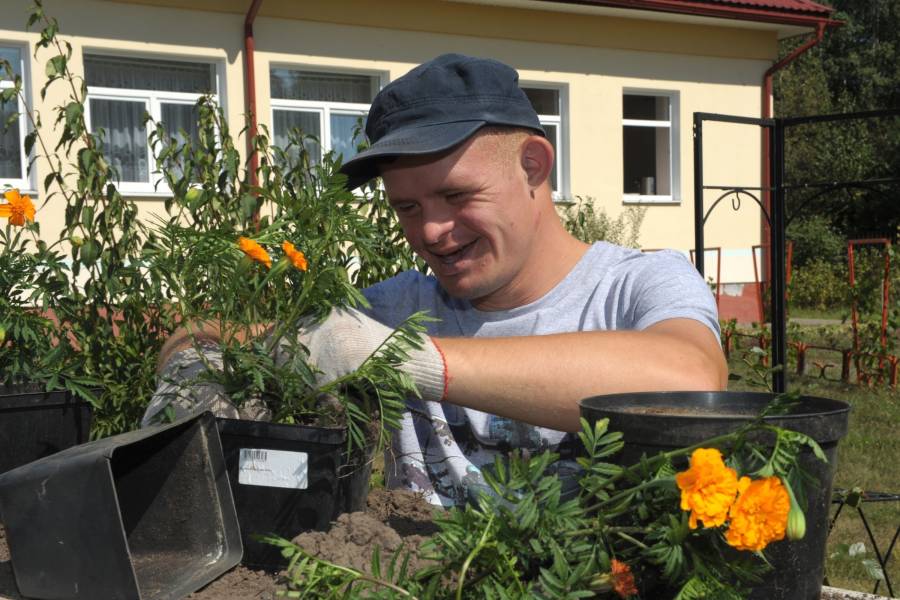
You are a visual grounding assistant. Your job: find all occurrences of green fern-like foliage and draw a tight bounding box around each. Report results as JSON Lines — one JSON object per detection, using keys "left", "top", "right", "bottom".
{"left": 269, "top": 395, "right": 826, "bottom": 599}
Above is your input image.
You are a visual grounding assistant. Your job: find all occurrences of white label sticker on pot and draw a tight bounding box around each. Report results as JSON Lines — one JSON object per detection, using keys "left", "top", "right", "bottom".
{"left": 238, "top": 448, "right": 309, "bottom": 489}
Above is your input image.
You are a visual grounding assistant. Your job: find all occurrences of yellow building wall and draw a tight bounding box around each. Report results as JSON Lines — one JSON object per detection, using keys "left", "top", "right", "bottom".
{"left": 0, "top": 0, "right": 776, "bottom": 283}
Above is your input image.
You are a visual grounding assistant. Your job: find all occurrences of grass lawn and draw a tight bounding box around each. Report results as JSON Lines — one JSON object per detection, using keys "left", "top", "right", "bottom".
{"left": 727, "top": 338, "right": 899, "bottom": 597}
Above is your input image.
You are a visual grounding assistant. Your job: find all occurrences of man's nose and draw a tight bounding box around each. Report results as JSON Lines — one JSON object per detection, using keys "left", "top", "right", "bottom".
{"left": 421, "top": 205, "right": 455, "bottom": 245}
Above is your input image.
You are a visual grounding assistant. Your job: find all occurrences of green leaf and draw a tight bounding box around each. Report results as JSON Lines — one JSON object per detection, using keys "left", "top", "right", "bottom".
{"left": 45, "top": 54, "right": 66, "bottom": 78}
{"left": 79, "top": 239, "right": 100, "bottom": 264}
{"left": 861, "top": 558, "right": 885, "bottom": 581}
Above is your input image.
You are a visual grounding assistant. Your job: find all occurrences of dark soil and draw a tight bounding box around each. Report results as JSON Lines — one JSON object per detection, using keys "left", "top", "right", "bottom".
{"left": 0, "top": 488, "right": 437, "bottom": 600}
{"left": 616, "top": 406, "right": 752, "bottom": 417}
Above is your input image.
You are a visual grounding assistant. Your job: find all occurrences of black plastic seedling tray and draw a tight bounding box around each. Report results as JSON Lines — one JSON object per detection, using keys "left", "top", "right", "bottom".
{"left": 0, "top": 384, "right": 92, "bottom": 475}
{"left": 0, "top": 412, "right": 241, "bottom": 600}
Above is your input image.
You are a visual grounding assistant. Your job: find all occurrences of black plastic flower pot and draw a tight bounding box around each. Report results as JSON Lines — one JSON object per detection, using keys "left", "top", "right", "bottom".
{"left": 0, "top": 384, "right": 92, "bottom": 475}
{"left": 216, "top": 418, "right": 373, "bottom": 571}
{"left": 0, "top": 412, "right": 242, "bottom": 600}
{"left": 578, "top": 391, "right": 850, "bottom": 600}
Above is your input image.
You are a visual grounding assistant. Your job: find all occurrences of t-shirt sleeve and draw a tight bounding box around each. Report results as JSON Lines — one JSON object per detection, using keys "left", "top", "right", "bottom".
{"left": 628, "top": 250, "right": 721, "bottom": 341}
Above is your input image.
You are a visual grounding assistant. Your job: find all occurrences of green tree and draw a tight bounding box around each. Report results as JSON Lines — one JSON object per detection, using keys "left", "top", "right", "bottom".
{"left": 775, "top": 0, "right": 900, "bottom": 241}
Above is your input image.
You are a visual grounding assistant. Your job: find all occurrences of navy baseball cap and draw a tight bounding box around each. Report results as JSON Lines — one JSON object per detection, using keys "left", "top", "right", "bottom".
{"left": 339, "top": 53, "right": 545, "bottom": 190}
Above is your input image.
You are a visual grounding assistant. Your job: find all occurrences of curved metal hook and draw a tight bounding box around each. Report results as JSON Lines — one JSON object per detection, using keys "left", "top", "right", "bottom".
{"left": 703, "top": 188, "right": 771, "bottom": 227}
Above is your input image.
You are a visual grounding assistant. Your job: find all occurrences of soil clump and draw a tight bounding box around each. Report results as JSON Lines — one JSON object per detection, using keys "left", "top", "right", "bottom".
{"left": 191, "top": 487, "right": 439, "bottom": 598}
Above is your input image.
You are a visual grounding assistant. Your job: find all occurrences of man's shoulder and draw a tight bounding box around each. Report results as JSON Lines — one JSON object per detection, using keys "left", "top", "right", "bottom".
{"left": 582, "top": 242, "right": 692, "bottom": 278}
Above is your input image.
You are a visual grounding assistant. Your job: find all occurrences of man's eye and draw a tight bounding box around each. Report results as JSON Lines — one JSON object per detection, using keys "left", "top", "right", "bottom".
{"left": 393, "top": 203, "right": 419, "bottom": 215}
{"left": 446, "top": 190, "right": 469, "bottom": 202}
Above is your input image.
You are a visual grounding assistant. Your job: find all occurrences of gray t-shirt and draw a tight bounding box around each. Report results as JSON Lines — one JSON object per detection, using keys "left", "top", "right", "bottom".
{"left": 362, "top": 241, "right": 719, "bottom": 507}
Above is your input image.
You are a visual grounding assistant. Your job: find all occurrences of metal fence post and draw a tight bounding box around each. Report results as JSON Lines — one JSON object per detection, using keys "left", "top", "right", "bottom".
{"left": 770, "top": 118, "right": 787, "bottom": 393}
{"left": 693, "top": 114, "right": 705, "bottom": 279}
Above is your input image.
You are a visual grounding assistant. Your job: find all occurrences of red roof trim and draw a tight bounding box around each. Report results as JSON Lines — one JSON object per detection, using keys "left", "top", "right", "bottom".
{"left": 536, "top": 0, "right": 840, "bottom": 28}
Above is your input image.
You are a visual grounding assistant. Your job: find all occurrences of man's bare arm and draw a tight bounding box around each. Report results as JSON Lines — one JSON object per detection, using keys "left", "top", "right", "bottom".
{"left": 434, "top": 318, "right": 727, "bottom": 433}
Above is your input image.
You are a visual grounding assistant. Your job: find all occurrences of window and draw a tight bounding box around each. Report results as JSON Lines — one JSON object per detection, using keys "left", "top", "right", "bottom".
{"left": 84, "top": 54, "right": 217, "bottom": 193}
{"left": 270, "top": 68, "right": 379, "bottom": 165}
{"left": 0, "top": 45, "right": 29, "bottom": 190}
{"left": 522, "top": 85, "right": 566, "bottom": 199}
{"left": 622, "top": 92, "right": 679, "bottom": 203}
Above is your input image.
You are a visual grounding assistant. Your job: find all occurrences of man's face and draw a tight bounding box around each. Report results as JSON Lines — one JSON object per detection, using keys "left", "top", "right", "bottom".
{"left": 380, "top": 133, "right": 541, "bottom": 310}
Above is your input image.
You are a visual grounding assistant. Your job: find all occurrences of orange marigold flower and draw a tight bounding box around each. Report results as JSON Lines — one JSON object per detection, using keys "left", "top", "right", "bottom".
{"left": 282, "top": 241, "right": 308, "bottom": 271}
{"left": 675, "top": 447, "right": 741, "bottom": 529}
{"left": 611, "top": 559, "right": 638, "bottom": 598}
{"left": 725, "top": 476, "right": 790, "bottom": 552}
{"left": 0, "top": 189, "right": 36, "bottom": 226}
{"left": 238, "top": 236, "right": 271, "bottom": 268}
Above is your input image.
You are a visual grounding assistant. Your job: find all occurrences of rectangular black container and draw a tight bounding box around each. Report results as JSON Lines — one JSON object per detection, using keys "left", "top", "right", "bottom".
{"left": 0, "top": 412, "right": 242, "bottom": 600}
{"left": 217, "top": 418, "right": 372, "bottom": 571}
{"left": 0, "top": 384, "right": 92, "bottom": 474}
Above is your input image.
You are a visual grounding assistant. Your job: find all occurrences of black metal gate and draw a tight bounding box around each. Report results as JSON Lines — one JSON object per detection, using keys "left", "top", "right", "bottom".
{"left": 692, "top": 108, "right": 900, "bottom": 393}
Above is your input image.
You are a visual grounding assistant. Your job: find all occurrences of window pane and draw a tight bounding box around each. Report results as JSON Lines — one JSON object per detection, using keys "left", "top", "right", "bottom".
{"left": 85, "top": 55, "right": 214, "bottom": 93}
{"left": 623, "top": 94, "right": 669, "bottom": 121}
{"left": 273, "top": 109, "right": 321, "bottom": 164}
{"left": 90, "top": 98, "right": 149, "bottom": 182}
{"left": 0, "top": 101, "right": 22, "bottom": 179}
{"left": 623, "top": 125, "right": 670, "bottom": 195}
{"left": 330, "top": 113, "right": 365, "bottom": 161}
{"left": 0, "top": 47, "right": 21, "bottom": 81}
{"left": 161, "top": 103, "right": 200, "bottom": 146}
{"left": 543, "top": 123, "right": 558, "bottom": 192}
{"left": 270, "top": 69, "right": 377, "bottom": 103}
{"left": 161, "top": 103, "right": 200, "bottom": 180}
{"left": 523, "top": 87, "right": 559, "bottom": 116}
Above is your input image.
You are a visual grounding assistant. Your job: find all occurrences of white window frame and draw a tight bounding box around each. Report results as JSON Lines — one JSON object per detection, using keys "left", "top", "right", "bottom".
{"left": 622, "top": 89, "right": 680, "bottom": 205}
{"left": 83, "top": 52, "right": 222, "bottom": 196}
{"left": 270, "top": 99, "right": 371, "bottom": 160}
{"left": 269, "top": 66, "right": 384, "bottom": 165}
{"left": 0, "top": 43, "right": 33, "bottom": 193}
{"left": 521, "top": 82, "right": 569, "bottom": 202}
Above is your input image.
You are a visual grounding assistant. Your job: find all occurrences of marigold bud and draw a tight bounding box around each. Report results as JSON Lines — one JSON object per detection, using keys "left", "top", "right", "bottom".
{"left": 786, "top": 502, "right": 806, "bottom": 541}
{"left": 784, "top": 479, "right": 806, "bottom": 541}
{"left": 70, "top": 235, "right": 84, "bottom": 247}
{"left": 0, "top": 325, "right": 6, "bottom": 344}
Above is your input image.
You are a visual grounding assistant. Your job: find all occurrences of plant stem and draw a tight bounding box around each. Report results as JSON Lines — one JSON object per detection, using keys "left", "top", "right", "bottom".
{"left": 616, "top": 531, "right": 649, "bottom": 550}
{"left": 456, "top": 514, "right": 495, "bottom": 600}
{"left": 585, "top": 478, "right": 674, "bottom": 513}
{"left": 288, "top": 549, "right": 419, "bottom": 598}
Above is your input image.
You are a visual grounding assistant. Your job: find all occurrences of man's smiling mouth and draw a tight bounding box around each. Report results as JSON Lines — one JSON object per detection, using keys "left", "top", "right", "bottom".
{"left": 434, "top": 240, "right": 478, "bottom": 265}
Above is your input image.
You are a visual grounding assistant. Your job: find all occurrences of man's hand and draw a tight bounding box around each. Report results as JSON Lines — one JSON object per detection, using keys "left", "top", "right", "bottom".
{"left": 274, "top": 307, "right": 447, "bottom": 402}
{"left": 144, "top": 308, "right": 447, "bottom": 427}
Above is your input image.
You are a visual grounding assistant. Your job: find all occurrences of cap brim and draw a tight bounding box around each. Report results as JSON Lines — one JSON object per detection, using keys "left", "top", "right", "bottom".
{"left": 339, "top": 120, "right": 486, "bottom": 191}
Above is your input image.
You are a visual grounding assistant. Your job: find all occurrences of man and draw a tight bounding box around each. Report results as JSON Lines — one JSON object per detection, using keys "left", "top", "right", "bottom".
{"left": 146, "top": 53, "right": 726, "bottom": 507}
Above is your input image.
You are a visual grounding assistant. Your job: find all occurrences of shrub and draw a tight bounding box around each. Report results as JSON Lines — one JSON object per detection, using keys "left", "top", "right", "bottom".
{"left": 558, "top": 196, "right": 646, "bottom": 248}
{"left": 789, "top": 259, "right": 847, "bottom": 312}
{"left": 787, "top": 215, "right": 845, "bottom": 268}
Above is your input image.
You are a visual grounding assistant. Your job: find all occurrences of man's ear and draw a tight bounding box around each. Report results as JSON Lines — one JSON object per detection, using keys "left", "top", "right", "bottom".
{"left": 519, "top": 135, "right": 555, "bottom": 189}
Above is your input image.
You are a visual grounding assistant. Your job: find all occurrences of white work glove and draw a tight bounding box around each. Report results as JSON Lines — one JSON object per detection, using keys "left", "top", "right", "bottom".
{"left": 141, "top": 341, "right": 273, "bottom": 427}
{"left": 141, "top": 307, "right": 447, "bottom": 428}
{"left": 275, "top": 306, "right": 447, "bottom": 402}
